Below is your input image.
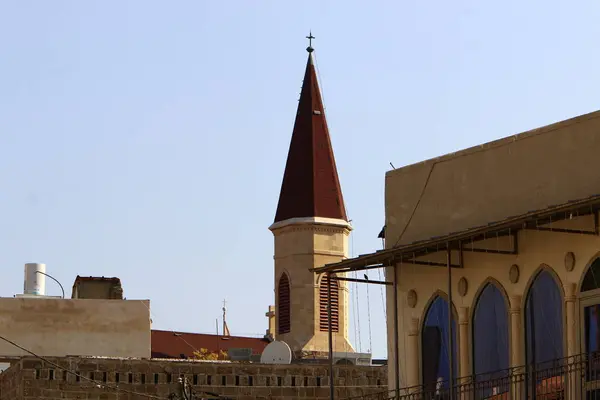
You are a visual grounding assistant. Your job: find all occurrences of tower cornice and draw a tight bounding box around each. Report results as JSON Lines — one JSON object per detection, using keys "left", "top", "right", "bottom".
{"left": 269, "top": 216, "right": 352, "bottom": 232}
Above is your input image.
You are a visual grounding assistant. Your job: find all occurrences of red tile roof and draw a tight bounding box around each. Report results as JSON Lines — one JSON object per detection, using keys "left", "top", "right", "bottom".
{"left": 151, "top": 330, "right": 270, "bottom": 359}
{"left": 274, "top": 51, "right": 348, "bottom": 223}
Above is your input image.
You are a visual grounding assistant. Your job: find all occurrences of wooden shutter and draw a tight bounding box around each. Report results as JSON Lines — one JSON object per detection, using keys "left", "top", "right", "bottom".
{"left": 278, "top": 273, "right": 291, "bottom": 334}
{"left": 319, "top": 275, "right": 339, "bottom": 332}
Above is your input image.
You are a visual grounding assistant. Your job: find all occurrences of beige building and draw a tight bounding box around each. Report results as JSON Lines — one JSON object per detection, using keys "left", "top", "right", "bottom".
{"left": 0, "top": 296, "right": 150, "bottom": 360}
{"left": 269, "top": 43, "right": 355, "bottom": 358}
{"left": 315, "top": 110, "right": 600, "bottom": 398}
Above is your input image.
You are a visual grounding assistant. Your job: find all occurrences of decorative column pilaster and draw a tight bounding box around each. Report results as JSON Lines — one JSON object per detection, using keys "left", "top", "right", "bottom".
{"left": 406, "top": 317, "right": 420, "bottom": 390}
{"left": 510, "top": 295, "right": 523, "bottom": 400}
{"left": 458, "top": 307, "right": 470, "bottom": 379}
{"left": 564, "top": 283, "right": 577, "bottom": 357}
{"left": 458, "top": 307, "right": 471, "bottom": 400}
{"left": 564, "top": 283, "right": 578, "bottom": 400}
{"left": 510, "top": 295, "right": 523, "bottom": 367}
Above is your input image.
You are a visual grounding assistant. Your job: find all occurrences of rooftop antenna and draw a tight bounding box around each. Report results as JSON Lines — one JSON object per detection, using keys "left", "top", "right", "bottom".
{"left": 222, "top": 299, "right": 230, "bottom": 337}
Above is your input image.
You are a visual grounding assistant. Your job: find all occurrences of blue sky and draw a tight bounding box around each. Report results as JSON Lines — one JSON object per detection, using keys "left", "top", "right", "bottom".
{"left": 1, "top": 1, "right": 600, "bottom": 359}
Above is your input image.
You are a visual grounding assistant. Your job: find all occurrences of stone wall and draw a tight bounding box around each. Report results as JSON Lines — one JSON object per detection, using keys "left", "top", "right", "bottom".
{"left": 0, "top": 356, "right": 388, "bottom": 399}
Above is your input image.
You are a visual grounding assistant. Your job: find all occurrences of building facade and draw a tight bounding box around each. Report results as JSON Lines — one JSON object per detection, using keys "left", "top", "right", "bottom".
{"left": 315, "top": 110, "right": 600, "bottom": 398}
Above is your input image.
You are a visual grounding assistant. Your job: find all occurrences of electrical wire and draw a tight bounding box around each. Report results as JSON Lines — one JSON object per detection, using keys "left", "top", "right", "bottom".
{"left": 0, "top": 334, "right": 164, "bottom": 399}
{"left": 365, "top": 278, "right": 373, "bottom": 354}
{"left": 377, "top": 267, "right": 387, "bottom": 322}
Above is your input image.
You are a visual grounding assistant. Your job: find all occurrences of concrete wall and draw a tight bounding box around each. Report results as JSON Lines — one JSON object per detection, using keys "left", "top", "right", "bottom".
{"left": 0, "top": 298, "right": 150, "bottom": 359}
{"left": 386, "top": 215, "right": 598, "bottom": 391}
{"left": 385, "top": 109, "right": 600, "bottom": 246}
{"left": 0, "top": 356, "right": 388, "bottom": 400}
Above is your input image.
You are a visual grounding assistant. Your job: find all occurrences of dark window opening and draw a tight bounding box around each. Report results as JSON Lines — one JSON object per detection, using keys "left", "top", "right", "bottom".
{"left": 49, "top": 369, "right": 54, "bottom": 380}
{"left": 421, "top": 295, "right": 457, "bottom": 392}
{"left": 473, "top": 281, "right": 510, "bottom": 397}
{"left": 525, "top": 270, "right": 564, "bottom": 367}
{"left": 278, "top": 273, "right": 291, "bottom": 334}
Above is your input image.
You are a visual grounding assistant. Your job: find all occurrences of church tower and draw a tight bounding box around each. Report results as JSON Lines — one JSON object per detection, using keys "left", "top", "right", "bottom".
{"left": 269, "top": 37, "right": 354, "bottom": 357}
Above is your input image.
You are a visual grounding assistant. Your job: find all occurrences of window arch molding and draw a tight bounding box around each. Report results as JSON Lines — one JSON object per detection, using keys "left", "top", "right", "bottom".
{"left": 469, "top": 278, "right": 511, "bottom": 377}
{"left": 277, "top": 271, "right": 292, "bottom": 334}
{"left": 520, "top": 264, "right": 565, "bottom": 310}
{"left": 420, "top": 290, "right": 459, "bottom": 331}
{"left": 577, "top": 252, "right": 600, "bottom": 297}
{"left": 470, "top": 277, "right": 510, "bottom": 313}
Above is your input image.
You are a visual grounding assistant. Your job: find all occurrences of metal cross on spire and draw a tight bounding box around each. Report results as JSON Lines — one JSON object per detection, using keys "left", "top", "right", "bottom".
{"left": 306, "top": 31, "right": 315, "bottom": 53}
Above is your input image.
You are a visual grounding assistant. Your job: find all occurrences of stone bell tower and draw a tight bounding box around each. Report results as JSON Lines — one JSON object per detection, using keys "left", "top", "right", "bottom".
{"left": 269, "top": 37, "right": 354, "bottom": 358}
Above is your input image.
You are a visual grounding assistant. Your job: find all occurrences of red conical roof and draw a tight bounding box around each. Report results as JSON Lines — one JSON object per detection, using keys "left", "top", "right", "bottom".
{"left": 274, "top": 52, "right": 348, "bottom": 224}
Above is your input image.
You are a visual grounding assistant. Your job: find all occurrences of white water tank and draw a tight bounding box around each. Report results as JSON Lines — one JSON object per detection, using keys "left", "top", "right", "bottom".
{"left": 24, "top": 263, "right": 46, "bottom": 296}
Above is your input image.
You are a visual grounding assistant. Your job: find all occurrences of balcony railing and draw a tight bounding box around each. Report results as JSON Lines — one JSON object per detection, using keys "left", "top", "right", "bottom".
{"left": 347, "top": 352, "right": 600, "bottom": 399}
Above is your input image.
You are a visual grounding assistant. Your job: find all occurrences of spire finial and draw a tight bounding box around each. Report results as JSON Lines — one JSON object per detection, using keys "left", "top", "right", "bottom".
{"left": 306, "top": 31, "right": 315, "bottom": 53}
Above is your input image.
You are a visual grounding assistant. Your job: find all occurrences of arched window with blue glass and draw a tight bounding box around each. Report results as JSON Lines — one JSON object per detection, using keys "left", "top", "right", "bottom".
{"left": 422, "top": 293, "right": 458, "bottom": 391}
{"left": 580, "top": 257, "right": 600, "bottom": 383}
{"left": 472, "top": 280, "right": 510, "bottom": 396}
{"left": 525, "top": 268, "right": 564, "bottom": 369}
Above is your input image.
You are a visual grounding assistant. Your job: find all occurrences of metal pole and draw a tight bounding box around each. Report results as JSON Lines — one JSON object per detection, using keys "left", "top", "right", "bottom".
{"left": 447, "top": 245, "right": 454, "bottom": 400}
{"left": 36, "top": 271, "right": 65, "bottom": 298}
{"left": 393, "top": 262, "right": 400, "bottom": 399}
{"left": 327, "top": 273, "right": 335, "bottom": 400}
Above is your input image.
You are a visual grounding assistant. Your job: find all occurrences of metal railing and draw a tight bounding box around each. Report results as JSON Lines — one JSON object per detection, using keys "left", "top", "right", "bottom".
{"left": 348, "top": 352, "right": 600, "bottom": 399}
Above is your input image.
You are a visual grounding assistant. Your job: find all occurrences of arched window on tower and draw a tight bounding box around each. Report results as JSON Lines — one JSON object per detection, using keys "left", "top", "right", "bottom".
{"left": 277, "top": 273, "right": 291, "bottom": 334}
{"left": 319, "top": 274, "right": 339, "bottom": 332}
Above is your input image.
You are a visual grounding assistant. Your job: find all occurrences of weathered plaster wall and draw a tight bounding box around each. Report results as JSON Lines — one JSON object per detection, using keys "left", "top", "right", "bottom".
{"left": 0, "top": 298, "right": 150, "bottom": 359}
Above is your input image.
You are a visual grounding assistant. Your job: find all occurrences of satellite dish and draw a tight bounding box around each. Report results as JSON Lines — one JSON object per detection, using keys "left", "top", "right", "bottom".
{"left": 260, "top": 340, "right": 292, "bottom": 364}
